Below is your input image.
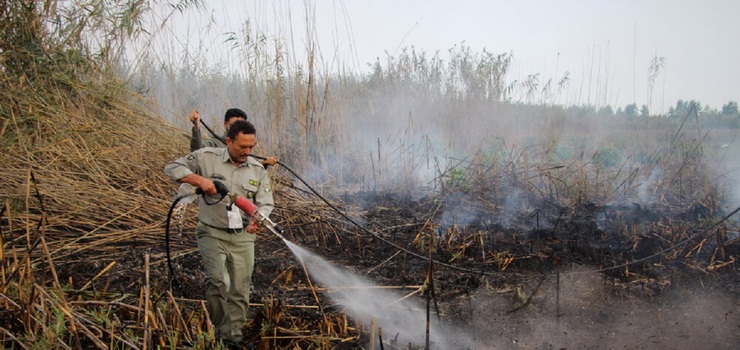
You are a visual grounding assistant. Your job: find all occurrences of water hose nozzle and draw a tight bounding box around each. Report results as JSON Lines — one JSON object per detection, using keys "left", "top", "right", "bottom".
{"left": 233, "top": 195, "right": 286, "bottom": 240}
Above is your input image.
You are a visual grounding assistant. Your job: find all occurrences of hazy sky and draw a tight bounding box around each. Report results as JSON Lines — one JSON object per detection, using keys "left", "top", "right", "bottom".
{"left": 179, "top": 0, "right": 739, "bottom": 112}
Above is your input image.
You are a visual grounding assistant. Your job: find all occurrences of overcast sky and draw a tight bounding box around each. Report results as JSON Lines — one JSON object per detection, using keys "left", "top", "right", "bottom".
{"left": 177, "top": 0, "right": 739, "bottom": 112}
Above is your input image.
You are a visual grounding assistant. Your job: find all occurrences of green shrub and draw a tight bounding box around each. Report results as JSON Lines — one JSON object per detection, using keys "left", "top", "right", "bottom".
{"left": 594, "top": 147, "right": 622, "bottom": 167}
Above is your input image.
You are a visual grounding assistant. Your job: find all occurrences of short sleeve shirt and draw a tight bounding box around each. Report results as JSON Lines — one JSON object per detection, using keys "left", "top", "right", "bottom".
{"left": 165, "top": 147, "right": 274, "bottom": 228}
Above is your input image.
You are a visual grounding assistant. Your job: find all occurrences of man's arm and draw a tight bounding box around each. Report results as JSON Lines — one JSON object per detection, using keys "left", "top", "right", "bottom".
{"left": 164, "top": 151, "right": 217, "bottom": 195}
{"left": 245, "top": 167, "right": 275, "bottom": 234}
{"left": 262, "top": 156, "right": 279, "bottom": 167}
{"left": 188, "top": 110, "right": 203, "bottom": 152}
{"left": 254, "top": 168, "right": 275, "bottom": 218}
{"left": 178, "top": 174, "right": 217, "bottom": 195}
{"left": 190, "top": 127, "right": 202, "bottom": 152}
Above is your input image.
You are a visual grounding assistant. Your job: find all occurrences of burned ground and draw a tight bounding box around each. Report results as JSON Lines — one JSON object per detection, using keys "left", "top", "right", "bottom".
{"left": 2, "top": 169, "right": 739, "bottom": 349}
{"left": 51, "top": 181, "right": 732, "bottom": 349}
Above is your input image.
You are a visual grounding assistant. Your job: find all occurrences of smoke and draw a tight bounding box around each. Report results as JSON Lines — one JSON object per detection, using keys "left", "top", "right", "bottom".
{"left": 717, "top": 141, "right": 740, "bottom": 216}
{"left": 500, "top": 188, "right": 533, "bottom": 227}
{"left": 437, "top": 191, "right": 480, "bottom": 229}
{"left": 637, "top": 166, "right": 662, "bottom": 205}
{"left": 285, "top": 241, "right": 484, "bottom": 349}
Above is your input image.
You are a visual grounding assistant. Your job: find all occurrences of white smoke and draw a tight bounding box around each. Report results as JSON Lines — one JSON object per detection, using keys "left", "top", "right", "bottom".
{"left": 637, "top": 166, "right": 662, "bottom": 205}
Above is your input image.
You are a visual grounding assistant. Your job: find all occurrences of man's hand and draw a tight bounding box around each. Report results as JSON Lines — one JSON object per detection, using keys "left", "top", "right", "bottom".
{"left": 188, "top": 110, "right": 200, "bottom": 128}
{"left": 196, "top": 177, "right": 216, "bottom": 195}
{"left": 245, "top": 219, "right": 262, "bottom": 234}
{"left": 262, "top": 156, "right": 279, "bottom": 167}
{"left": 179, "top": 174, "right": 215, "bottom": 195}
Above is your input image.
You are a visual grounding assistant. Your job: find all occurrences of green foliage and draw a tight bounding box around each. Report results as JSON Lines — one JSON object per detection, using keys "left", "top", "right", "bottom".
{"left": 261, "top": 319, "right": 274, "bottom": 335}
{"left": 364, "top": 43, "right": 518, "bottom": 102}
{"left": 482, "top": 138, "right": 509, "bottom": 164}
{"left": 624, "top": 103, "right": 638, "bottom": 117}
{"left": 597, "top": 105, "right": 614, "bottom": 116}
{"left": 445, "top": 167, "right": 470, "bottom": 191}
{"left": 593, "top": 146, "right": 622, "bottom": 168}
{"left": 640, "top": 104, "right": 650, "bottom": 117}
{"left": 722, "top": 101, "right": 738, "bottom": 115}
{"left": 550, "top": 144, "right": 573, "bottom": 163}
{"left": 668, "top": 99, "right": 702, "bottom": 118}
{"left": 0, "top": 0, "right": 171, "bottom": 82}
{"left": 193, "top": 328, "right": 218, "bottom": 349}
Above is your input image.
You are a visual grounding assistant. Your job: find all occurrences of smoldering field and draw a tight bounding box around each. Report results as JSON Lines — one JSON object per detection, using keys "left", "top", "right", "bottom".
{"left": 2, "top": 2, "right": 739, "bottom": 348}
{"left": 277, "top": 97, "right": 740, "bottom": 349}
{"left": 5, "top": 57, "right": 740, "bottom": 350}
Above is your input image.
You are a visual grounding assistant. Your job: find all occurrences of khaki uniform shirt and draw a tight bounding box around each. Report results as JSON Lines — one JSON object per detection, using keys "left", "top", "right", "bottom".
{"left": 165, "top": 147, "right": 274, "bottom": 229}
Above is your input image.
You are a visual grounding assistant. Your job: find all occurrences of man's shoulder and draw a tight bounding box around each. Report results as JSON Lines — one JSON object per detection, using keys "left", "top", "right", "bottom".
{"left": 247, "top": 156, "right": 266, "bottom": 168}
{"left": 201, "top": 146, "right": 225, "bottom": 154}
{"left": 203, "top": 138, "right": 226, "bottom": 148}
{"left": 191, "top": 147, "right": 226, "bottom": 159}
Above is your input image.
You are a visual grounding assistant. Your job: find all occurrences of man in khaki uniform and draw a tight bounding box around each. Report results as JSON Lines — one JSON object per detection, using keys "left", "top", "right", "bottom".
{"left": 165, "top": 120, "right": 274, "bottom": 346}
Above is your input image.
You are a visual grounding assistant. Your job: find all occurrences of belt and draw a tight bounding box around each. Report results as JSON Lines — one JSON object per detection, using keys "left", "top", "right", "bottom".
{"left": 202, "top": 222, "right": 247, "bottom": 234}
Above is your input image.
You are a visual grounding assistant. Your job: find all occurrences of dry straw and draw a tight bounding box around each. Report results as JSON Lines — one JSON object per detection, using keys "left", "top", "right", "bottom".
{"left": 0, "top": 1, "right": 346, "bottom": 348}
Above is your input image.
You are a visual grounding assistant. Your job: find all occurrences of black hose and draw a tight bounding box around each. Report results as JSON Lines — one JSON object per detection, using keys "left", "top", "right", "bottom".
{"left": 199, "top": 119, "right": 226, "bottom": 144}
{"left": 165, "top": 193, "right": 189, "bottom": 297}
{"left": 165, "top": 183, "right": 230, "bottom": 297}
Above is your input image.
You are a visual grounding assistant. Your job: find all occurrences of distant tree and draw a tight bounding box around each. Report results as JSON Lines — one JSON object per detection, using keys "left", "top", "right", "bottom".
{"left": 624, "top": 103, "right": 638, "bottom": 117}
{"left": 722, "top": 101, "right": 738, "bottom": 115}
{"left": 598, "top": 105, "right": 614, "bottom": 116}
{"left": 669, "top": 99, "right": 702, "bottom": 118}
{"left": 640, "top": 104, "right": 649, "bottom": 117}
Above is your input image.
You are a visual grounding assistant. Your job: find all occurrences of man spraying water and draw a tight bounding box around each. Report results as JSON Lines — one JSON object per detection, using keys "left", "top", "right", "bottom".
{"left": 164, "top": 119, "right": 273, "bottom": 348}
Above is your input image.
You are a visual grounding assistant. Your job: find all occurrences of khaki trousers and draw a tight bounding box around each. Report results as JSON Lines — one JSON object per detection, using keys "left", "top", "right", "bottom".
{"left": 195, "top": 222, "right": 256, "bottom": 342}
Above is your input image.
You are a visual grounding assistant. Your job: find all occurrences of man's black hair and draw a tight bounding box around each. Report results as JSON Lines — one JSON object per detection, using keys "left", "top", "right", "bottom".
{"left": 226, "top": 120, "right": 256, "bottom": 140}
{"left": 224, "top": 108, "right": 248, "bottom": 123}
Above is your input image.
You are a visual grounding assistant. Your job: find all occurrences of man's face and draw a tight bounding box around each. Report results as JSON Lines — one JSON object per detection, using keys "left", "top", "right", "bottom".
{"left": 226, "top": 132, "right": 256, "bottom": 165}
{"left": 224, "top": 116, "right": 246, "bottom": 133}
